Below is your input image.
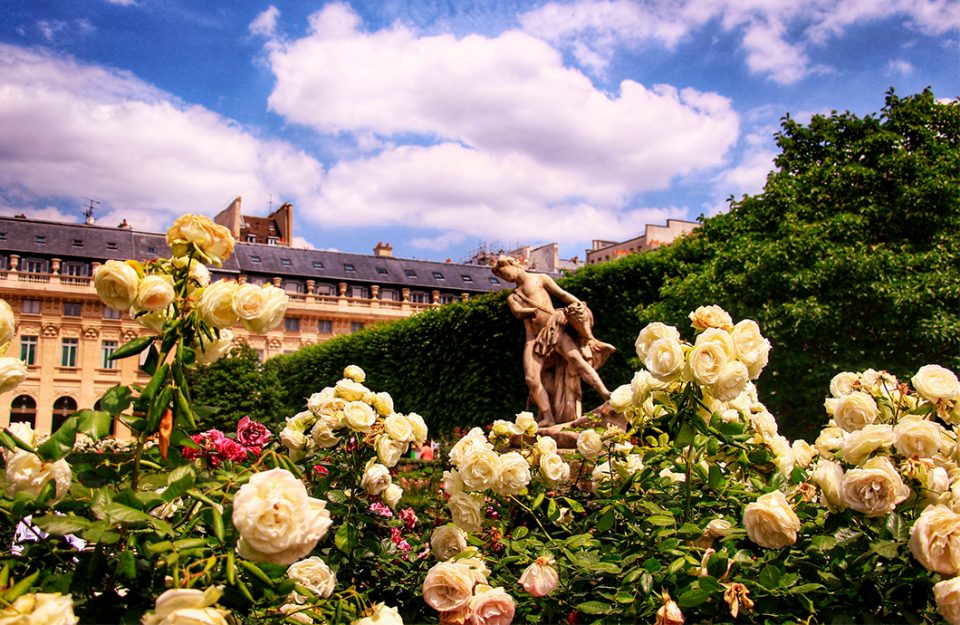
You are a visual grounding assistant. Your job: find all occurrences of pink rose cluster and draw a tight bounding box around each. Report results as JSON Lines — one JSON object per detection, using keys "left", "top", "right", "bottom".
{"left": 181, "top": 417, "right": 271, "bottom": 466}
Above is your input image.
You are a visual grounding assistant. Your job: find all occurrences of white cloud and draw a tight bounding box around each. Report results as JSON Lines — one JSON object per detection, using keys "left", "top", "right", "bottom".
{"left": 262, "top": 4, "right": 739, "bottom": 246}
{"left": 886, "top": 58, "right": 915, "bottom": 76}
{"left": 250, "top": 5, "right": 280, "bottom": 39}
{"left": 517, "top": 0, "right": 960, "bottom": 84}
{"left": 0, "top": 44, "right": 325, "bottom": 233}
{"left": 0, "top": 204, "right": 79, "bottom": 223}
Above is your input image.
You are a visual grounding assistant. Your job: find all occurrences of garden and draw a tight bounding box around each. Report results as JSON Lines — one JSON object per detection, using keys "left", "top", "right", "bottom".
{"left": 0, "top": 89, "right": 957, "bottom": 624}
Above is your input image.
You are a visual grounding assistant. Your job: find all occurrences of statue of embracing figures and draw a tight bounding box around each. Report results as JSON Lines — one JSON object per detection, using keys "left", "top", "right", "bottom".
{"left": 492, "top": 256, "right": 615, "bottom": 426}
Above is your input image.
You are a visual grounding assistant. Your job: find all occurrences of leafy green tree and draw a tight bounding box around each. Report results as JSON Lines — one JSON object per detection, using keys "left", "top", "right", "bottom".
{"left": 640, "top": 89, "right": 960, "bottom": 438}
{"left": 186, "top": 343, "right": 288, "bottom": 431}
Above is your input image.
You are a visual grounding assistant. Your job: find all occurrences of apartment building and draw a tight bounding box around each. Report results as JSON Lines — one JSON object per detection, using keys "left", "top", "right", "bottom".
{"left": 586, "top": 219, "right": 699, "bottom": 265}
{"left": 0, "top": 212, "right": 505, "bottom": 432}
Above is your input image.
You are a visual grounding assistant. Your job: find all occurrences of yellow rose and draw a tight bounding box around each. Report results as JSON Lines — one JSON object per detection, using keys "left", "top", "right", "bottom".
{"left": 196, "top": 329, "right": 234, "bottom": 365}
{"left": 353, "top": 604, "right": 403, "bottom": 625}
{"left": 0, "top": 357, "right": 28, "bottom": 394}
{"left": 335, "top": 378, "right": 369, "bottom": 402}
{"left": 232, "top": 283, "right": 264, "bottom": 320}
{"left": 287, "top": 556, "right": 337, "bottom": 600}
{"left": 166, "top": 214, "right": 235, "bottom": 266}
{"left": 5, "top": 451, "right": 71, "bottom": 502}
{"left": 431, "top": 525, "right": 468, "bottom": 561}
{"left": 383, "top": 413, "right": 414, "bottom": 443}
{"left": 197, "top": 280, "right": 239, "bottom": 329}
{"left": 374, "top": 435, "right": 405, "bottom": 467}
{"left": 840, "top": 424, "right": 893, "bottom": 465}
{"left": 382, "top": 483, "right": 403, "bottom": 509}
{"left": 829, "top": 371, "right": 860, "bottom": 397}
{"left": 910, "top": 504, "right": 960, "bottom": 575}
{"left": 447, "top": 492, "right": 484, "bottom": 534}
{"left": 826, "top": 391, "right": 880, "bottom": 432}
{"left": 742, "top": 491, "right": 800, "bottom": 549}
{"left": 449, "top": 428, "right": 493, "bottom": 466}
{"left": 711, "top": 361, "right": 750, "bottom": 401}
{"left": 840, "top": 456, "right": 910, "bottom": 516}
{"left": 406, "top": 412, "right": 429, "bottom": 444}
{"left": 343, "top": 364, "right": 366, "bottom": 383}
{"left": 539, "top": 453, "right": 570, "bottom": 486}
{"left": 0, "top": 299, "right": 16, "bottom": 355}
{"left": 459, "top": 450, "right": 500, "bottom": 491}
{"left": 514, "top": 411, "right": 538, "bottom": 437}
{"left": 372, "top": 392, "right": 394, "bottom": 417}
{"left": 136, "top": 274, "right": 176, "bottom": 312}
{"left": 94, "top": 260, "right": 140, "bottom": 312}
{"left": 811, "top": 459, "right": 846, "bottom": 513}
{"left": 731, "top": 319, "right": 770, "bottom": 379}
{"left": 241, "top": 284, "right": 288, "bottom": 334}
{"left": 644, "top": 337, "right": 685, "bottom": 382}
{"left": 689, "top": 305, "right": 733, "bottom": 331}
{"left": 576, "top": 429, "right": 604, "bottom": 460}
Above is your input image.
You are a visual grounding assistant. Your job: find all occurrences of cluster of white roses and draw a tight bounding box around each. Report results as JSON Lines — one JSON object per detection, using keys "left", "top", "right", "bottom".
{"left": 577, "top": 426, "right": 645, "bottom": 488}
{"left": 0, "top": 298, "right": 28, "bottom": 395}
{"left": 93, "top": 214, "right": 288, "bottom": 365}
{"left": 279, "top": 365, "right": 427, "bottom": 508}
{"left": 0, "top": 591, "right": 78, "bottom": 625}
{"left": 422, "top": 554, "right": 516, "bottom": 625}
{"left": 141, "top": 587, "right": 230, "bottom": 625}
{"left": 3, "top": 422, "right": 71, "bottom": 503}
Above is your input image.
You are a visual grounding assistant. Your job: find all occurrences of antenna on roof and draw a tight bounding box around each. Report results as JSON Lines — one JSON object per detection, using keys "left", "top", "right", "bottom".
{"left": 268, "top": 194, "right": 273, "bottom": 212}
{"left": 83, "top": 199, "right": 100, "bottom": 225}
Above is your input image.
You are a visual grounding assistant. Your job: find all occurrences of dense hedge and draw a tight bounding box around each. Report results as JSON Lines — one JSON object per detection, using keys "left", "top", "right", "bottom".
{"left": 270, "top": 90, "right": 959, "bottom": 440}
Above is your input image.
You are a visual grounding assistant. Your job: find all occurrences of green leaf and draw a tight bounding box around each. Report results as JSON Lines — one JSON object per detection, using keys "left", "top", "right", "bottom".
{"left": 110, "top": 336, "right": 154, "bottom": 361}
{"left": 2, "top": 571, "right": 39, "bottom": 602}
{"left": 100, "top": 385, "right": 132, "bottom": 417}
{"left": 162, "top": 465, "right": 196, "bottom": 501}
{"left": 512, "top": 526, "right": 529, "bottom": 540}
{"left": 596, "top": 508, "right": 615, "bottom": 533}
{"left": 335, "top": 522, "right": 358, "bottom": 554}
{"left": 75, "top": 410, "right": 113, "bottom": 440}
{"left": 759, "top": 565, "right": 782, "bottom": 590}
{"left": 809, "top": 535, "right": 836, "bottom": 552}
{"left": 37, "top": 417, "right": 78, "bottom": 461}
{"left": 576, "top": 601, "right": 612, "bottom": 615}
{"left": 646, "top": 515, "right": 675, "bottom": 527}
{"left": 115, "top": 550, "right": 137, "bottom": 584}
{"left": 789, "top": 583, "right": 826, "bottom": 594}
{"left": 32, "top": 514, "right": 91, "bottom": 535}
{"left": 142, "top": 344, "right": 160, "bottom": 376}
{"left": 546, "top": 498, "right": 559, "bottom": 522}
{"left": 870, "top": 540, "right": 900, "bottom": 559}
{"left": 174, "top": 387, "right": 196, "bottom": 430}
{"left": 562, "top": 497, "right": 585, "bottom": 514}
{"left": 100, "top": 502, "right": 153, "bottom": 526}
{"left": 141, "top": 364, "right": 169, "bottom": 404}
{"left": 675, "top": 422, "right": 694, "bottom": 447}
{"left": 678, "top": 588, "right": 712, "bottom": 608}
{"left": 885, "top": 512, "right": 909, "bottom": 541}
{"left": 708, "top": 464, "right": 722, "bottom": 490}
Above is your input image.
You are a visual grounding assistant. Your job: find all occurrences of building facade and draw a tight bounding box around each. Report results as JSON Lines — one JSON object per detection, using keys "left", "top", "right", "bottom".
{"left": 586, "top": 219, "right": 699, "bottom": 265}
{"left": 0, "top": 214, "right": 506, "bottom": 433}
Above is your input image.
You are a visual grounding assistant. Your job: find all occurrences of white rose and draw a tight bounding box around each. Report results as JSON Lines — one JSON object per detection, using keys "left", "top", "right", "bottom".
{"left": 196, "top": 329, "right": 234, "bottom": 365}
{"left": 829, "top": 372, "right": 860, "bottom": 398}
{"left": 467, "top": 585, "right": 516, "bottom": 625}
{"left": 406, "top": 413, "right": 428, "bottom": 444}
{"left": 535, "top": 436, "right": 558, "bottom": 457}
{"left": 825, "top": 392, "right": 880, "bottom": 432}
{"left": 635, "top": 322, "right": 681, "bottom": 361}
{"left": 287, "top": 556, "right": 336, "bottom": 599}
{"left": 731, "top": 319, "right": 770, "bottom": 379}
{"left": 0, "top": 299, "right": 15, "bottom": 354}
{"left": 592, "top": 462, "right": 614, "bottom": 484}
{"left": 310, "top": 422, "right": 341, "bottom": 450}
{"left": 343, "top": 364, "right": 366, "bottom": 383}
{"left": 187, "top": 259, "right": 211, "bottom": 291}
{"left": 382, "top": 483, "right": 403, "bottom": 509}
{"left": 142, "top": 587, "right": 228, "bottom": 625}
{"left": 135, "top": 274, "right": 175, "bottom": 312}
{"left": 609, "top": 384, "right": 634, "bottom": 412}
{"left": 711, "top": 361, "right": 750, "bottom": 401}
{"left": 353, "top": 603, "right": 403, "bottom": 625}
{"left": 840, "top": 424, "right": 894, "bottom": 465}
{"left": 5, "top": 451, "right": 71, "bottom": 502}
{"left": 913, "top": 365, "right": 960, "bottom": 403}
{"left": 361, "top": 461, "right": 392, "bottom": 496}
{"left": 814, "top": 426, "right": 847, "bottom": 458}
{"left": 811, "top": 459, "right": 847, "bottom": 513}
{"left": 372, "top": 392, "right": 394, "bottom": 417}
{"left": 0, "top": 357, "right": 28, "bottom": 394}
{"left": 431, "top": 525, "right": 468, "bottom": 561}
{"left": 576, "top": 429, "right": 604, "bottom": 460}
{"left": 459, "top": 450, "right": 500, "bottom": 491}
{"left": 375, "top": 435, "right": 406, "bottom": 468}
{"left": 422, "top": 562, "right": 477, "bottom": 612}
{"left": 447, "top": 492, "right": 484, "bottom": 534}
{"left": 197, "top": 280, "right": 239, "bottom": 329}
{"left": 335, "top": 379, "right": 369, "bottom": 402}
{"left": 495, "top": 452, "right": 531, "bottom": 497}
{"left": 791, "top": 439, "right": 817, "bottom": 468}
{"left": 840, "top": 456, "right": 910, "bottom": 516}
{"left": 490, "top": 420, "right": 521, "bottom": 441}
{"left": 514, "top": 412, "right": 538, "bottom": 437}
{"left": 689, "top": 305, "right": 733, "bottom": 331}
{"left": 539, "top": 453, "right": 570, "bottom": 485}
{"left": 934, "top": 576, "right": 960, "bottom": 625}
{"left": 644, "top": 337, "right": 685, "bottom": 382}
{"left": 342, "top": 401, "right": 376, "bottom": 433}
{"left": 442, "top": 470, "right": 465, "bottom": 497}
{"left": 749, "top": 410, "right": 779, "bottom": 439}
{"left": 685, "top": 340, "right": 730, "bottom": 387}
{"left": 0, "top": 592, "right": 77, "bottom": 625}
{"left": 166, "top": 214, "right": 235, "bottom": 266}
{"left": 232, "top": 283, "right": 264, "bottom": 320}
{"left": 449, "top": 428, "right": 493, "bottom": 466}
{"left": 382, "top": 413, "right": 413, "bottom": 443}
{"left": 232, "top": 468, "right": 332, "bottom": 565}
{"left": 93, "top": 260, "right": 140, "bottom": 312}
{"left": 519, "top": 555, "right": 559, "bottom": 597}
{"left": 742, "top": 491, "right": 800, "bottom": 549}
{"left": 242, "top": 285, "right": 288, "bottom": 334}
{"left": 280, "top": 426, "right": 310, "bottom": 461}
{"left": 910, "top": 504, "right": 960, "bottom": 575}
{"left": 894, "top": 416, "right": 947, "bottom": 458}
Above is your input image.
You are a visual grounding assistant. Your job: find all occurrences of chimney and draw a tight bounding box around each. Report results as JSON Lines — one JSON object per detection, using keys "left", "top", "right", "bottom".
{"left": 374, "top": 242, "right": 393, "bottom": 257}
{"left": 118, "top": 219, "right": 130, "bottom": 229}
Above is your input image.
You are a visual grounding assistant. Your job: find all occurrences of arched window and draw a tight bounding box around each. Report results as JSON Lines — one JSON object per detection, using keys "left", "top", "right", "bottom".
{"left": 9, "top": 395, "right": 36, "bottom": 428}
{"left": 51, "top": 396, "right": 77, "bottom": 432}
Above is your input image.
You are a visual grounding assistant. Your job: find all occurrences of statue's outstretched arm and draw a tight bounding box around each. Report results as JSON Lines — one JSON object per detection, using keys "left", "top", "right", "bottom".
{"left": 543, "top": 275, "right": 580, "bottom": 307}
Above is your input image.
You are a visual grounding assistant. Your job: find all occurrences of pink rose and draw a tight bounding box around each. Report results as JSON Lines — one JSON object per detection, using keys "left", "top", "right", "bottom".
{"left": 518, "top": 556, "right": 559, "bottom": 597}
{"left": 236, "top": 416, "right": 272, "bottom": 447}
{"left": 468, "top": 586, "right": 515, "bottom": 625}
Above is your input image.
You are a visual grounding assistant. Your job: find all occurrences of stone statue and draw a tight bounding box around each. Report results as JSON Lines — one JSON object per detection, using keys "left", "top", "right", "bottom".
{"left": 492, "top": 256, "right": 615, "bottom": 426}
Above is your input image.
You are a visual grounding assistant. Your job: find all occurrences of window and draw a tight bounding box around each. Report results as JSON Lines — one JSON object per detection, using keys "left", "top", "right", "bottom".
{"left": 250, "top": 255, "right": 262, "bottom": 263}
{"left": 63, "top": 262, "right": 88, "bottom": 277}
{"left": 381, "top": 289, "right": 398, "bottom": 301}
{"left": 22, "top": 258, "right": 48, "bottom": 273}
{"left": 35, "top": 235, "right": 46, "bottom": 244}
{"left": 63, "top": 302, "right": 83, "bottom": 317}
{"left": 101, "top": 340, "right": 118, "bottom": 369}
{"left": 312, "top": 261, "right": 325, "bottom": 269}
{"left": 314, "top": 283, "right": 334, "bottom": 296}
{"left": 440, "top": 294, "right": 456, "bottom": 304}
{"left": 0, "top": 233, "right": 6, "bottom": 242}
{"left": 284, "top": 317, "right": 300, "bottom": 332}
{"left": 351, "top": 322, "right": 365, "bottom": 333}
{"left": 20, "top": 336, "right": 37, "bottom": 366}
{"left": 106, "top": 241, "right": 117, "bottom": 250}
{"left": 103, "top": 306, "right": 122, "bottom": 320}
{"left": 0, "top": 256, "right": 6, "bottom": 270}
{"left": 349, "top": 286, "right": 368, "bottom": 298}
{"left": 317, "top": 320, "right": 333, "bottom": 334}
{"left": 376, "top": 267, "right": 388, "bottom": 275}
{"left": 61, "top": 338, "right": 78, "bottom": 367}
{"left": 246, "top": 235, "right": 257, "bottom": 243}
{"left": 72, "top": 239, "right": 84, "bottom": 247}
{"left": 411, "top": 291, "right": 428, "bottom": 303}
{"left": 344, "top": 263, "right": 355, "bottom": 272}
{"left": 461, "top": 275, "right": 473, "bottom": 282}
{"left": 9, "top": 395, "right": 36, "bottom": 428}
{"left": 52, "top": 397, "right": 77, "bottom": 432}
{"left": 489, "top": 277, "right": 500, "bottom": 284}
{"left": 280, "top": 258, "right": 292, "bottom": 266}
{"left": 432, "top": 271, "right": 445, "bottom": 280}
{"left": 147, "top": 246, "right": 157, "bottom": 254}
{"left": 404, "top": 269, "right": 417, "bottom": 278}
{"left": 22, "top": 300, "right": 40, "bottom": 315}
{"left": 267, "top": 237, "right": 279, "bottom": 246}
{"left": 284, "top": 280, "right": 303, "bottom": 294}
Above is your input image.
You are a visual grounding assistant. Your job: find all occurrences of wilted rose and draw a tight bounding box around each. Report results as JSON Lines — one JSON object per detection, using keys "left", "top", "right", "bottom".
{"left": 689, "top": 305, "right": 733, "bottom": 331}
{"left": 166, "top": 214, "right": 235, "bottom": 266}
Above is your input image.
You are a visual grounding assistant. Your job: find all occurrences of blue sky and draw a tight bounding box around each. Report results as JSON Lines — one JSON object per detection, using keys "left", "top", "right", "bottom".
{"left": 0, "top": 1, "right": 956, "bottom": 262}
